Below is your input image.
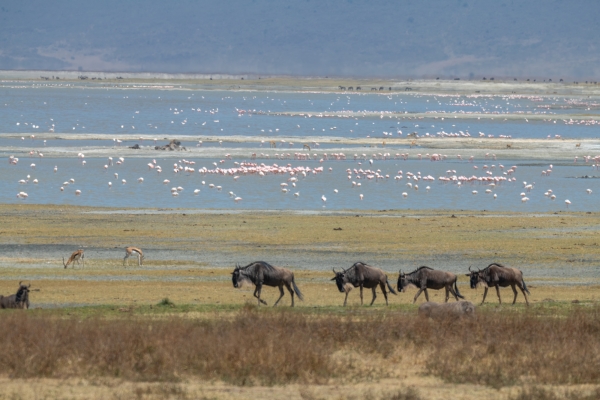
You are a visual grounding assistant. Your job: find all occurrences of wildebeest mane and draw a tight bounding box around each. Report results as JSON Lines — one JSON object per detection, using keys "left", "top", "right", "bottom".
{"left": 405, "top": 266, "right": 434, "bottom": 276}
{"left": 240, "top": 261, "right": 275, "bottom": 271}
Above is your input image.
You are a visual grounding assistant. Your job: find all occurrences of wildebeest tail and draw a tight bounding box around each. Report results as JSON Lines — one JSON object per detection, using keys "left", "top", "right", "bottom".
{"left": 386, "top": 277, "right": 397, "bottom": 295}
{"left": 292, "top": 277, "right": 304, "bottom": 301}
{"left": 522, "top": 277, "right": 531, "bottom": 295}
{"left": 454, "top": 279, "right": 465, "bottom": 299}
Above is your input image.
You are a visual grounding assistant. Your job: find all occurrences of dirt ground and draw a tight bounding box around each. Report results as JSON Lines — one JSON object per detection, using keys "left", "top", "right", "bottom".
{"left": 2, "top": 377, "right": 598, "bottom": 400}
{"left": 0, "top": 204, "right": 599, "bottom": 398}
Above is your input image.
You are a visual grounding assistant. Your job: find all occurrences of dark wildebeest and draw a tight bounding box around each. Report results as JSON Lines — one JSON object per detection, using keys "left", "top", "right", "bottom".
{"left": 331, "top": 262, "right": 397, "bottom": 306}
{"left": 398, "top": 266, "right": 465, "bottom": 303}
{"left": 466, "top": 263, "right": 530, "bottom": 305}
{"left": 418, "top": 301, "right": 475, "bottom": 319}
{"left": 0, "top": 282, "right": 32, "bottom": 309}
{"left": 232, "top": 261, "right": 303, "bottom": 306}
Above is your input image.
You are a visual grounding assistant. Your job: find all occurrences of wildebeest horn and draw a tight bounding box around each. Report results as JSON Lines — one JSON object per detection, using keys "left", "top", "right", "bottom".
{"left": 468, "top": 266, "right": 473, "bottom": 272}
{"left": 332, "top": 267, "right": 336, "bottom": 274}
{"left": 19, "top": 281, "right": 22, "bottom": 286}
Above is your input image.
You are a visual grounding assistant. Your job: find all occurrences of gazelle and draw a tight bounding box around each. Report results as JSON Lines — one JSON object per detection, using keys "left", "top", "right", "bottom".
{"left": 123, "top": 246, "right": 144, "bottom": 266}
{"left": 63, "top": 249, "right": 84, "bottom": 269}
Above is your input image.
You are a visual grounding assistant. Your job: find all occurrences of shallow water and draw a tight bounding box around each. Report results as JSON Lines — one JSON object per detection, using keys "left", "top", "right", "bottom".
{"left": 3, "top": 155, "right": 600, "bottom": 211}
{"left": 1, "top": 82, "right": 599, "bottom": 140}
{"left": 1, "top": 83, "right": 600, "bottom": 211}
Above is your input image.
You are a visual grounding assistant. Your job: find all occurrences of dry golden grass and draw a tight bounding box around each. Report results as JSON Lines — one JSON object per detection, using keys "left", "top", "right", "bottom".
{"left": 0, "top": 306, "right": 599, "bottom": 396}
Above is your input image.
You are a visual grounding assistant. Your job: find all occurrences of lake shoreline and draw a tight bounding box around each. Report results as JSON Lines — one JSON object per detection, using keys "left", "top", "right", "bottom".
{"left": 2, "top": 69, "right": 600, "bottom": 96}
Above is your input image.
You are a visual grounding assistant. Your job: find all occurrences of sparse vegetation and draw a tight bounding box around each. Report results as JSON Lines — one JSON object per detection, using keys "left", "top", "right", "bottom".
{"left": 157, "top": 297, "right": 175, "bottom": 307}
{"left": 0, "top": 306, "right": 599, "bottom": 388}
{"left": 511, "top": 386, "right": 600, "bottom": 400}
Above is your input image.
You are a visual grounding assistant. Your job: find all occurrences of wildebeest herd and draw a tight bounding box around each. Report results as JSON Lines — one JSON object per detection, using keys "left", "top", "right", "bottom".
{"left": 231, "top": 260, "right": 531, "bottom": 313}
{"left": 0, "top": 246, "right": 530, "bottom": 316}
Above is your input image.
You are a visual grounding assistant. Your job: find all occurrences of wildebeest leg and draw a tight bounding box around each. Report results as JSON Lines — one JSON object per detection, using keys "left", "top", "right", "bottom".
{"left": 424, "top": 288, "right": 430, "bottom": 302}
{"left": 481, "top": 287, "right": 489, "bottom": 305}
{"left": 370, "top": 286, "right": 377, "bottom": 306}
{"left": 510, "top": 283, "right": 518, "bottom": 304}
{"left": 445, "top": 286, "right": 450, "bottom": 302}
{"left": 413, "top": 288, "right": 424, "bottom": 303}
{"left": 448, "top": 285, "right": 459, "bottom": 301}
{"left": 495, "top": 284, "right": 502, "bottom": 304}
{"left": 516, "top": 283, "right": 530, "bottom": 306}
{"left": 343, "top": 289, "right": 350, "bottom": 306}
{"left": 273, "top": 285, "right": 285, "bottom": 307}
{"left": 380, "top": 282, "right": 389, "bottom": 305}
{"left": 254, "top": 284, "right": 267, "bottom": 305}
{"left": 360, "top": 284, "right": 364, "bottom": 305}
{"left": 284, "top": 282, "right": 295, "bottom": 307}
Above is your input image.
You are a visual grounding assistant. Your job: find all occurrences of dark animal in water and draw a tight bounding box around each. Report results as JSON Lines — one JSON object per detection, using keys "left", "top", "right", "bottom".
{"left": 418, "top": 301, "right": 475, "bottom": 319}
{"left": 232, "top": 261, "right": 303, "bottom": 306}
{"left": 397, "top": 266, "right": 464, "bottom": 303}
{"left": 0, "top": 282, "right": 32, "bottom": 309}
{"left": 466, "top": 263, "right": 530, "bottom": 305}
{"left": 331, "top": 262, "right": 397, "bottom": 306}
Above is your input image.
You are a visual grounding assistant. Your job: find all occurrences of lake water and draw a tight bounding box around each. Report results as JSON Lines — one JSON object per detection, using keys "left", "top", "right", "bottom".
{"left": 1, "top": 81, "right": 600, "bottom": 211}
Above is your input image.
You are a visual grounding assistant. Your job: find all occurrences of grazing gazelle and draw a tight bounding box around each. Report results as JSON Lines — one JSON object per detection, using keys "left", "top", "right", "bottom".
{"left": 123, "top": 247, "right": 144, "bottom": 266}
{"left": 63, "top": 249, "right": 84, "bottom": 269}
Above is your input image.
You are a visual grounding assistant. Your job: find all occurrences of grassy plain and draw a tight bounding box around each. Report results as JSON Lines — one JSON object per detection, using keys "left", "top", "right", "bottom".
{"left": 0, "top": 204, "right": 599, "bottom": 399}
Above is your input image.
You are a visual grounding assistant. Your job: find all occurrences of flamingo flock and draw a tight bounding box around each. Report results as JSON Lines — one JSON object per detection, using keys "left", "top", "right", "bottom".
{"left": 7, "top": 147, "right": 597, "bottom": 212}
{"left": 4, "top": 86, "right": 600, "bottom": 210}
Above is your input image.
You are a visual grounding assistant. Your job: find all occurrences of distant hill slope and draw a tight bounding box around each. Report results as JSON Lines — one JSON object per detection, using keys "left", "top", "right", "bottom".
{"left": 0, "top": 0, "right": 598, "bottom": 78}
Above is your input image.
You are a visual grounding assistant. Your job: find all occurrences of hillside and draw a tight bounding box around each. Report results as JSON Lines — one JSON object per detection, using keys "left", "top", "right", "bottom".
{"left": 0, "top": 0, "right": 598, "bottom": 78}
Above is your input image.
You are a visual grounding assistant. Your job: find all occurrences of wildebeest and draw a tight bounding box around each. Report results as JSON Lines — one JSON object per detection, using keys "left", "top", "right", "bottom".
{"left": 466, "top": 263, "right": 530, "bottom": 305}
{"left": 232, "top": 261, "right": 303, "bottom": 306}
{"left": 0, "top": 282, "right": 32, "bottom": 309}
{"left": 63, "top": 249, "right": 84, "bottom": 269}
{"left": 418, "top": 301, "right": 475, "bottom": 319}
{"left": 398, "top": 266, "right": 465, "bottom": 303}
{"left": 331, "top": 262, "right": 397, "bottom": 306}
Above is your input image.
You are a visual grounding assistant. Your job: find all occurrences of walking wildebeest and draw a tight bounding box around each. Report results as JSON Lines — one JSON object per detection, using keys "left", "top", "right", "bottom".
{"left": 331, "top": 262, "right": 397, "bottom": 306}
{"left": 398, "top": 266, "right": 465, "bottom": 303}
{"left": 63, "top": 249, "right": 84, "bottom": 269}
{"left": 466, "top": 263, "right": 530, "bottom": 305}
{"left": 232, "top": 261, "right": 303, "bottom": 306}
{"left": 0, "top": 282, "right": 32, "bottom": 309}
{"left": 418, "top": 301, "right": 475, "bottom": 319}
